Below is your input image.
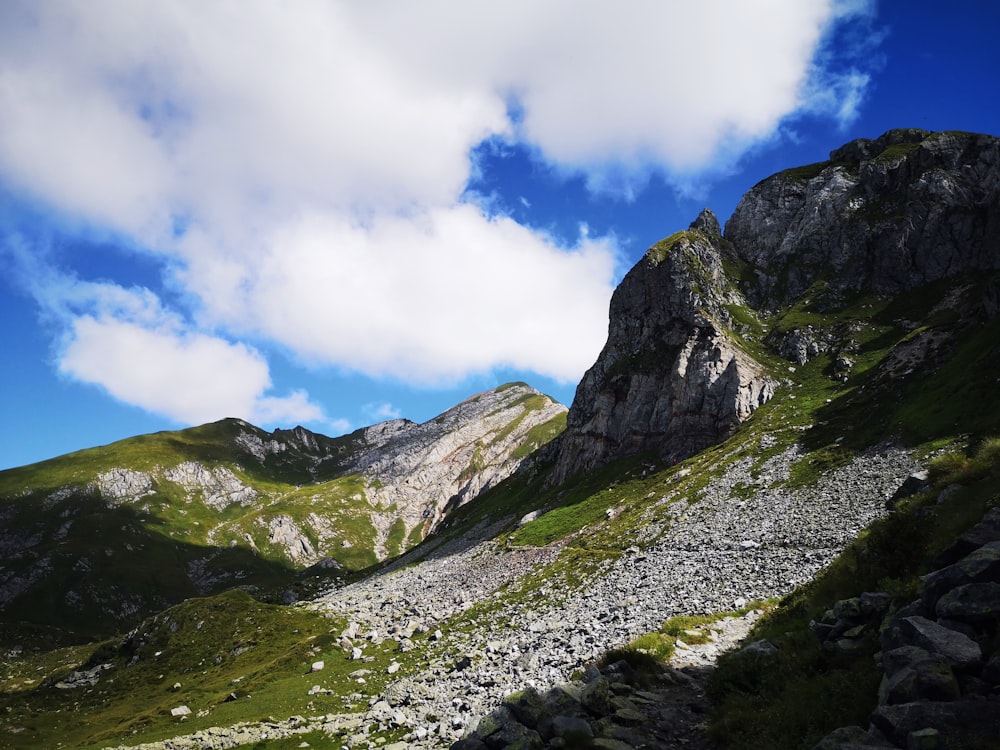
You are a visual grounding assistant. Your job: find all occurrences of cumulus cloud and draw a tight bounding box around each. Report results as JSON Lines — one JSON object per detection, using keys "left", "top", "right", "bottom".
{"left": 0, "top": 0, "right": 878, "bottom": 423}
{"left": 2, "top": 239, "right": 327, "bottom": 426}
{"left": 364, "top": 402, "right": 403, "bottom": 423}
{"left": 59, "top": 314, "right": 324, "bottom": 426}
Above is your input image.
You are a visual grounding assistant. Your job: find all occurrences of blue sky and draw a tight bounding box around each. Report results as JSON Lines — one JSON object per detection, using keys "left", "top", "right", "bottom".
{"left": 1, "top": 0, "right": 998, "bottom": 470}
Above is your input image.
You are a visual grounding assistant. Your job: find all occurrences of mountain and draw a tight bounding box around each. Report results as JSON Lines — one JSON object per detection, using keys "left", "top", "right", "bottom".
{"left": 552, "top": 128, "right": 1000, "bottom": 482}
{"left": 2, "top": 129, "right": 999, "bottom": 750}
{"left": 0, "top": 382, "right": 565, "bottom": 640}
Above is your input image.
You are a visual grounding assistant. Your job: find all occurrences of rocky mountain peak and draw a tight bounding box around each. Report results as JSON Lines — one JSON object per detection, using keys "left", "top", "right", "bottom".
{"left": 688, "top": 206, "right": 721, "bottom": 237}
{"left": 551, "top": 128, "right": 1000, "bottom": 485}
{"left": 550, "top": 223, "right": 775, "bottom": 484}
{"left": 725, "top": 129, "right": 1000, "bottom": 307}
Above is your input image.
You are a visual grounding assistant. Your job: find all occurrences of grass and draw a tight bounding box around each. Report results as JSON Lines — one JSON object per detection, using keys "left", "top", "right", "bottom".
{"left": 706, "top": 442, "right": 1000, "bottom": 750}
{"left": 626, "top": 603, "right": 773, "bottom": 663}
{"left": 0, "top": 586, "right": 445, "bottom": 749}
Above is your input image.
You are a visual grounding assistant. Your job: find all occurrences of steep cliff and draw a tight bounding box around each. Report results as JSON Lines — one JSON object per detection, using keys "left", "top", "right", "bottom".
{"left": 551, "top": 129, "right": 1000, "bottom": 483}
{"left": 550, "top": 211, "right": 775, "bottom": 483}
{"left": 725, "top": 128, "right": 1000, "bottom": 306}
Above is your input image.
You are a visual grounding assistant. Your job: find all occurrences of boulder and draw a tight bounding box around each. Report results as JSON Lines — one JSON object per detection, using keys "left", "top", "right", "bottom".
{"left": 934, "top": 582, "right": 1000, "bottom": 623}
{"left": 933, "top": 508, "right": 1000, "bottom": 567}
{"left": 920, "top": 542, "right": 1000, "bottom": 609}
{"left": 879, "top": 648, "right": 959, "bottom": 705}
{"left": 897, "top": 616, "right": 982, "bottom": 671}
{"left": 870, "top": 699, "right": 997, "bottom": 748}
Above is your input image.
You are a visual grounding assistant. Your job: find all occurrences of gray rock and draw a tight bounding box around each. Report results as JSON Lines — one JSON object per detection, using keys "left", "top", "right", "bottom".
{"left": 550, "top": 223, "right": 775, "bottom": 483}
{"left": 920, "top": 541, "right": 1000, "bottom": 609}
{"left": 897, "top": 616, "right": 982, "bottom": 670}
{"left": 580, "top": 676, "right": 612, "bottom": 716}
{"left": 934, "top": 581, "right": 1000, "bottom": 623}
{"left": 725, "top": 129, "right": 1000, "bottom": 306}
{"left": 737, "top": 639, "right": 779, "bottom": 658}
{"left": 870, "top": 699, "right": 997, "bottom": 748}
{"left": 811, "top": 725, "right": 894, "bottom": 749}
{"left": 933, "top": 507, "right": 1000, "bottom": 567}
{"left": 880, "top": 648, "right": 959, "bottom": 705}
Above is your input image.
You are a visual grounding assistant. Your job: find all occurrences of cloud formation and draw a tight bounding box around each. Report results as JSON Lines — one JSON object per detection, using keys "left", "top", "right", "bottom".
{"left": 0, "top": 0, "right": 875, "bottom": 425}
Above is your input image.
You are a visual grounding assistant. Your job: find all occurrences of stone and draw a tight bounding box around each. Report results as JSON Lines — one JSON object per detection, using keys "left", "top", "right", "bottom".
{"left": 737, "top": 639, "right": 779, "bottom": 658}
{"left": 920, "top": 541, "right": 1000, "bottom": 609}
{"left": 887, "top": 472, "right": 930, "bottom": 509}
{"left": 879, "top": 649, "right": 959, "bottom": 704}
{"left": 503, "top": 687, "right": 547, "bottom": 730}
{"left": 933, "top": 507, "right": 1000, "bottom": 567}
{"left": 905, "top": 728, "right": 941, "bottom": 750}
{"left": 170, "top": 705, "right": 191, "bottom": 717}
{"left": 870, "top": 699, "right": 997, "bottom": 748}
{"left": 310, "top": 661, "right": 324, "bottom": 672}
{"left": 580, "top": 676, "right": 612, "bottom": 716}
{"left": 897, "top": 616, "right": 982, "bottom": 670}
{"left": 550, "top": 714, "right": 593, "bottom": 741}
{"left": 810, "top": 725, "right": 894, "bottom": 748}
{"left": 934, "top": 582, "right": 1000, "bottom": 623}
{"left": 480, "top": 720, "right": 543, "bottom": 749}
{"left": 860, "top": 592, "right": 892, "bottom": 618}
{"left": 449, "top": 740, "right": 487, "bottom": 750}
{"left": 591, "top": 739, "right": 637, "bottom": 750}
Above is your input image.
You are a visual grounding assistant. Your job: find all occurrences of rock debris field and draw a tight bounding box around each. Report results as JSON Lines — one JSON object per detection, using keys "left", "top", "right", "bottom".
{"left": 107, "top": 445, "right": 917, "bottom": 750}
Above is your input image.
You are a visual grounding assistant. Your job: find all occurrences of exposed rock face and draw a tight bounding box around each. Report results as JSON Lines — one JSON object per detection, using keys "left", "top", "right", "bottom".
{"left": 349, "top": 384, "right": 566, "bottom": 551}
{"left": 552, "top": 130, "right": 1000, "bottom": 484}
{"left": 164, "top": 462, "right": 258, "bottom": 510}
{"left": 551, "top": 214, "right": 775, "bottom": 483}
{"left": 725, "top": 129, "right": 1000, "bottom": 307}
{"left": 812, "top": 508, "right": 1000, "bottom": 750}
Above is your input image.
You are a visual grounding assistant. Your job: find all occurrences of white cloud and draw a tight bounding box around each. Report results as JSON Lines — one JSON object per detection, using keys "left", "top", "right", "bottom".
{"left": 363, "top": 402, "right": 403, "bottom": 423}
{"left": 0, "top": 0, "right": 878, "bottom": 422}
{"left": 177, "top": 205, "right": 617, "bottom": 384}
{"left": 59, "top": 313, "right": 325, "bottom": 426}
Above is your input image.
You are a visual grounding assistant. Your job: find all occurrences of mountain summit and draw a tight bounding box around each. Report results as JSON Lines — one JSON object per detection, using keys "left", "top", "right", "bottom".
{"left": 552, "top": 129, "right": 1000, "bottom": 482}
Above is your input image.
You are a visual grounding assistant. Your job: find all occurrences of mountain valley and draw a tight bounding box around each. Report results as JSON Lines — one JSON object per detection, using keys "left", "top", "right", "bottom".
{"left": 2, "top": 128, "right": 1000, "bottom": 750}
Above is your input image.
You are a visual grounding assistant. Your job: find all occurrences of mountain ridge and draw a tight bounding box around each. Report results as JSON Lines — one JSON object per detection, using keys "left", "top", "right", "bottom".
{"left": 1, "top": 128, "right": 999, "bottom": 750}
{"left": 0, "top": 382, "right": 565, "bottom": 640}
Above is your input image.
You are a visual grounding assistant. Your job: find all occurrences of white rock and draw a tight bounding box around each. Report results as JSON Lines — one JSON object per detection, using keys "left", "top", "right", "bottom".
{"left": 170, "top": 705, "right": 191, "bottom": 717}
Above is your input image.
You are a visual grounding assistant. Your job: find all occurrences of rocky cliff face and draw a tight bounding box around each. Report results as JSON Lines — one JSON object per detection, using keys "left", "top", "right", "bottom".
{"left": 552, "top": 129, "right": 1000, "bottom": 483}
{"left": 342, "top": 383, "right": 566, "bottom": 556}
{"left": 550, "top": 211, "right": 776, "bottom": 483}
{"left": 726, "top": 128, "right": 1000, "bottom": 307}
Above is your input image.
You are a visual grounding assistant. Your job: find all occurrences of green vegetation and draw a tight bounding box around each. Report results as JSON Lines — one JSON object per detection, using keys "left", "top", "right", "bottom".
{"left": 626, "top": 603, "right": 773, "bottom": 663}
{"left": 872, "top": 141, "right": 921, "bottom": 164}
{"left": 707, "top": 441, "right": 1000, "bottom": 749}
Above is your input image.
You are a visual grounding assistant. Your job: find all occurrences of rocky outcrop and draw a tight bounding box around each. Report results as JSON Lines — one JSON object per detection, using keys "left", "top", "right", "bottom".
{"left": 164, "top": 462, "right": 258, "bottom": 510}
{"left": 725, "top": 129, "right": 1000, "bottom": 307}
{"left": 551, "top": 212, "right": 775, "bottom": 483}
{"left": 812, "top": 508, "right": 1000, "bottom": 750}
{"left": 353, "top": 384, "right": 565, "bottom": 537}
{"left": 550, "top": 130, "right": 1000, "bottom": 485}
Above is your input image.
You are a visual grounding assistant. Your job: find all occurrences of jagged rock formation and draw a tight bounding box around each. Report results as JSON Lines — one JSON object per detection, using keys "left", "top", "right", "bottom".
{"left": 551, "top": 210, "right": 776, "bottom": 483}
{"left": 552, "top": 129, "right": 1000, "bottom": 483}
{"left": 812, "top": 508, "right": 1000, "bottom": 750}
{"left": 349, "top": 385, "right": 566, "bottom": 550}
{"left": 726, "top": 128, "right": 1000, "bottom": 306}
